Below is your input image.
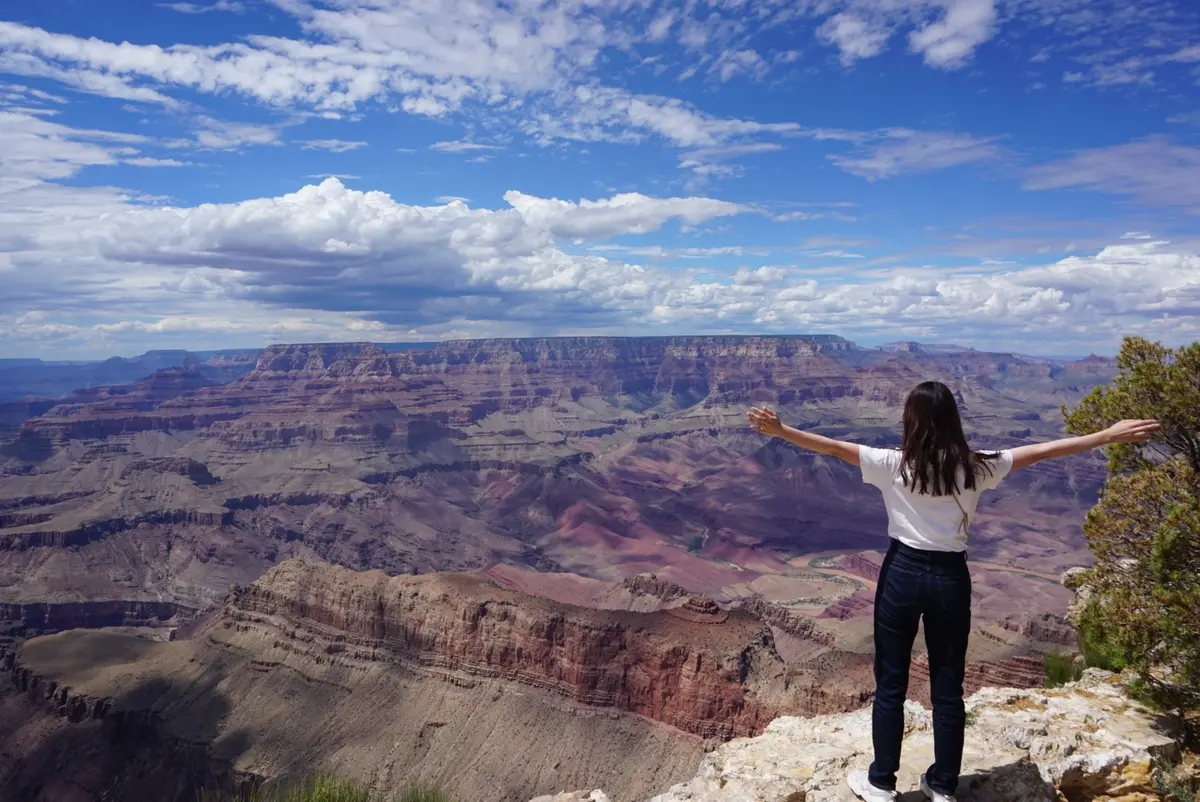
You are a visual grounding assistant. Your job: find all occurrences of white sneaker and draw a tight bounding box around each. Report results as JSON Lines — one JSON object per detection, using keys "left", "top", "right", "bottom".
{"left": 847, "top": 770, "right": 897, "bottom": 801}
{"left": 920, "top": 772, "right": 956, "bottom": 801}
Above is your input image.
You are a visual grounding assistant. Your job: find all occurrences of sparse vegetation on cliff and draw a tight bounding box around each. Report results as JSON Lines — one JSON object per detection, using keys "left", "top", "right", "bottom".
{"left": 199, "top": 777, "right": 453, "bottom": 802}
{"left": 1043, "top": 649, "right": 1084, "bottom": 688}
{"left": 1064, "top": 336, "right": 1200, "bottom": 710}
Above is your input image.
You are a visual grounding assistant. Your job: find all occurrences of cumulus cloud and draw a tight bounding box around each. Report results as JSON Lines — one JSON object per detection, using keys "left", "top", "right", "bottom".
{"left": 3, "top": 175, "right": 1196, "bottom": 357}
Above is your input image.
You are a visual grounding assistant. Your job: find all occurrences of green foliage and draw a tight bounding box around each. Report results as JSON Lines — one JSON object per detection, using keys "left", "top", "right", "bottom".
{"left": 1065, "top": 337, "right": 1200, "bottom": 474}
{"left": 198, "top": 777, "right": 453, "bottom": 802}
{"left": 392, "top": 785, "right": 453, "bottom": 802}
{"left": 1063, "top": 336, "right": 1200, "bottom": 710}
{"left": 1076, "top": 597, "right": 1128, "bottom": 673}
{"left": 1043, "top": 649, "right": 1084, "bottom": 688}
{"left": 1152, "top": 758, "right": 1198, "bottom": 802}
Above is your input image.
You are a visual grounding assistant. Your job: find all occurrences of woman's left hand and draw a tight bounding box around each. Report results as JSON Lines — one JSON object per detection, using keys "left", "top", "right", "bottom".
{"left": 747, "top": 407, "right": 784, "bottom": 437}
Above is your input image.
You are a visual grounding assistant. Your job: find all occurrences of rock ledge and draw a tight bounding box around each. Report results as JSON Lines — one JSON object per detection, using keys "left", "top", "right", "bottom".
{"left": 541, "top": 670, "right": 1181, "bottom": 802}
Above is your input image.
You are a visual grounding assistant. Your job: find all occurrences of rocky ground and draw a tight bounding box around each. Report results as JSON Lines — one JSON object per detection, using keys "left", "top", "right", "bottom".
{"left": 545, "top": 670, "right": 1186, "bottom": 802}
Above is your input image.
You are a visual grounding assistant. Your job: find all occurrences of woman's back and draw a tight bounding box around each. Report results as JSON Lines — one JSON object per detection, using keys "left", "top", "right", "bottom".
{"left": 860, "top": 446, "right": 1013, "bottom": 552}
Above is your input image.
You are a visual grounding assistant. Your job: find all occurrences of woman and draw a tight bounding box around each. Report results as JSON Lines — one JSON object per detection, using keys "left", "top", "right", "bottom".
{"left": 746, "top": 381, "right": 1158, "bottom": 802}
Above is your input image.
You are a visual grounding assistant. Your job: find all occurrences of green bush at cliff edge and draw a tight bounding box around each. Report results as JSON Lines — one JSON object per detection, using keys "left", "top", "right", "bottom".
{"left": 1062, "top": 336, "right": 1200, "bottom": 710}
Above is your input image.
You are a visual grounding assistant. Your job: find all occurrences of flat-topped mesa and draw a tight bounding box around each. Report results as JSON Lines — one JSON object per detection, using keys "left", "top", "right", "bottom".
{"left": 431, "top": 335, "right": 859, "bottom": 360}
{"left": 251, "top": 342, "right": 388, "bottom": 375}
{"left": 220, "top": 558, "right": 787, "bottom": 739}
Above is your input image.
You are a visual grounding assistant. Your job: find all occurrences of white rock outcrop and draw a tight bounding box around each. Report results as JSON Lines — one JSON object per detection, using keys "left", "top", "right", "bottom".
{"left": 537, "top": 670, "right": 1182, "bottom": 802}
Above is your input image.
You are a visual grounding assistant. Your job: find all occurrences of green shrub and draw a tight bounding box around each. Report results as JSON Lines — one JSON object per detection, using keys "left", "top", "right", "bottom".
{"left": 1152, "top": 758, "right": 1197, "bottom": 802}
{"left": 1043, "top": 649, "right": 1084, "bottom": 688}
{"left": 1076, "top": 598, "right": 1128, "bottom": 673}
{"left": 1064, "top": 336, "right": 1200, "bottom": 709}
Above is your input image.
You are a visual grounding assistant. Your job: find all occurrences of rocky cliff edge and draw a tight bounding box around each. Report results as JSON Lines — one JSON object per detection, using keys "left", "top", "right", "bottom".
{"left": 538, "top": 670, "right": 1185, "bottom": 802}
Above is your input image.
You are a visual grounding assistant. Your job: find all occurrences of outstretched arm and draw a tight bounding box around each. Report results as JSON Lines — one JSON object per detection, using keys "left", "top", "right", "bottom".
{"left": 1009, "top": 419, "right": 1159, "bottom": 471}
{"left": 747, "top": 407, "right": 861, "bottom": 466}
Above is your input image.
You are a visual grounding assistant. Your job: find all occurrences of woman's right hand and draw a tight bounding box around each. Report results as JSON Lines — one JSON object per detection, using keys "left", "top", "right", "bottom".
{"left": 1102, "top": 419, "right": 1161, "bottom": 444}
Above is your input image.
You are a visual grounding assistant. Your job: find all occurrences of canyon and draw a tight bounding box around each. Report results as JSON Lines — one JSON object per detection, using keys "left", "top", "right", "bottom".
{"left": 0, "top": 335, "right": 1120, "bottom": 799}
{"left": 0, "top": 337, "right": 1110, "bottom": 616}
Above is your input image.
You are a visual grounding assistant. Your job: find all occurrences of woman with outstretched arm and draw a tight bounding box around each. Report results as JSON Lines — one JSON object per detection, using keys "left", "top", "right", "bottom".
{"left": 746, "top": 381, "right": 1158, "bottom": 802}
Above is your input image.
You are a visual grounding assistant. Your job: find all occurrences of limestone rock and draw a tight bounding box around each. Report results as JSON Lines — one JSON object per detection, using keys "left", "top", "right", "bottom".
{"left": 645, "top": 669, "right": 1178, "bottom": 802}
{"left": 529, "top": 791, "right": 610, "bottom": 802}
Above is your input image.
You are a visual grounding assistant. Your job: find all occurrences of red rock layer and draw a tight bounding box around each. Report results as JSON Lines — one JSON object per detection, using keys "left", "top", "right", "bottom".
{"left": 222, "top": 558, "right": 787, "bottom": 739}
{"left": 910, "top": 653, "right": 1047, "bottom": 705}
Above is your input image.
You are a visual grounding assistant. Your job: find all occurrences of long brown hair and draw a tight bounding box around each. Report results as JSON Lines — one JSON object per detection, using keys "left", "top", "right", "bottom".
{"left": 900, "top": 381, "right": 996, "bottom": 496}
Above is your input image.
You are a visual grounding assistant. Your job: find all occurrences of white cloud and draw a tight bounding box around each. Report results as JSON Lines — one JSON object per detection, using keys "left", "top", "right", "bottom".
{"left": 1168, "top": 111, "right": 1200, "bottom": 125}
{"left": 193, "top": 117, "right": 280, "bottom": 150}
{"left": 646, "top": 11, "right": 678, "bottom": 43}
{"left": 309, "top": 173, "right": 362, "bottom": 180}
{"left": 125, "top": 157, "right": 193, "bottom": 167}
{"left": 807, "top": 250, "right": 864, "bottom": 259}
{"left": 0, "top": 8, "right": 812, "bottom": 157}
{"left": 710, "top": 49, "right": 769, "bottom": 82}
{"left": 1024, "top": 138, "right": 1200, "bottom": 212}
{"left": 733, "top": 266, "right": 789, "bottom": 285}
{"left": 300, "top": 139, "right": 367, "bottom": 152}
{"left": 542, "top": 86, "right": 802, "bottom": 149}
{"left": 502, "top": 190, "right": 745, "bottom": 239}
{"left": 907, "top": 0, "right": 997, "bottom": 68}
{"left": 678, "top": 142, "right": 782, "bottom": 175}
{"left": 1, "top": 176, "right": 1197, "bottom": 356}
{"left": 829, "top": 128, "right": 1003, "bottom": 180}
{"left": 0, "top": 110, "right": 149, "bottom": 182}
{"left": 815, "top": 0, "right": 997, "bottom": 68}
{"left": 159, "top": 0, "right": 247, "bottom": 13}
{"left": 1063, "top": 59, "right": 1155, "bottom": 87}
{"left": 1166, "top": 44, "right": 1200, "bottom": 63}
{"left": 819, "top": 13, "right": 892, "bottom": 65}
{"left": 429, "top": 140, "right": 503, "bottom": 153}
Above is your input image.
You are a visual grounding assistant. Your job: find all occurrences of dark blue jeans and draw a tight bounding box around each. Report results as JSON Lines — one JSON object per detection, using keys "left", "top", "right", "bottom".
{"left": 868, "top": 538, "right": 972, "bottom": 797}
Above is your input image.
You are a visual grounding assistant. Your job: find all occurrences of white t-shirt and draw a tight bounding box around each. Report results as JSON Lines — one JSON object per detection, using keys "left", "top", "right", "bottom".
{"left": 859, "top": 447, "right": 1014, "bottom": 553}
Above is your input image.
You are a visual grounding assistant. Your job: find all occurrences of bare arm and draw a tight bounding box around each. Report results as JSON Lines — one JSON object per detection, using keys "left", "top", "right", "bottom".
{"left": 747, "top": 407, "right": 861, "bottom": 466}
{"left": 1010, "top": 419, "right": 1160, "bottom": 471}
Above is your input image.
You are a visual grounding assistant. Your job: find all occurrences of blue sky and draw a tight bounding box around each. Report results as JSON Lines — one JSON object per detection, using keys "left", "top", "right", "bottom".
{"left": 0, "top": 0, "right": 1198, "bottom": 359}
